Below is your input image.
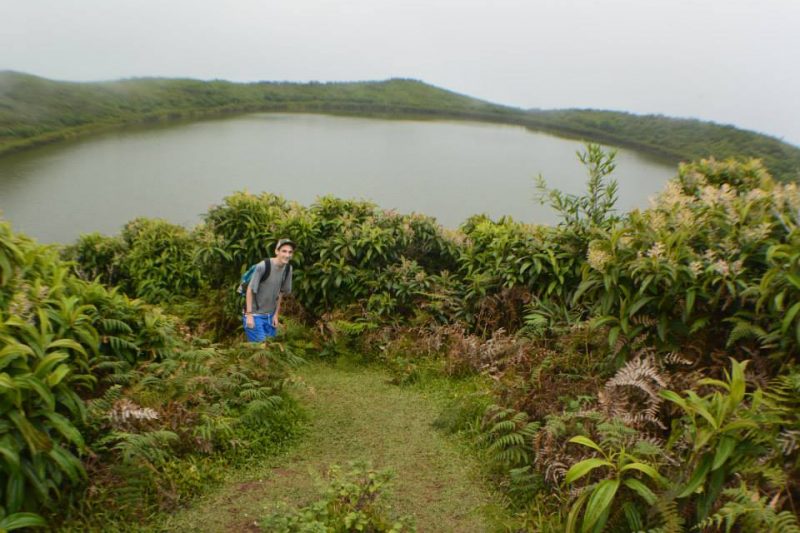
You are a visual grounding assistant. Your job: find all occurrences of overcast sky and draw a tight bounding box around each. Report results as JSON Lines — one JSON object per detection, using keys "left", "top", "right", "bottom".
{"left": 3, "top": 0, "right": 799, "bottom": 146}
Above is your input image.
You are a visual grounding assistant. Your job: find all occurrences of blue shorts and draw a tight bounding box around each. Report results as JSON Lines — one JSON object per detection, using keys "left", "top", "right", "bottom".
{"left": 243, "top": 313, "right": 277, "bottom": 342}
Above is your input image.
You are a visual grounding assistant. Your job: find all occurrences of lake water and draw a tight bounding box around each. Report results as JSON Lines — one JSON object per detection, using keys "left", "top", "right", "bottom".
{"left": 0, "top": 113, "right": 676, "bottom": 243}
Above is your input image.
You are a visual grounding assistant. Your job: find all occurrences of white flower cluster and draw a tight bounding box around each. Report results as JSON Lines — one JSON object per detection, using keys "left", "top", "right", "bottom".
{"left": 700, "top": 184, "right": 737, "bottom": 208}
{"left": 646, "top": 242, "right": 666, "bottom": 260}
{"left": 774, "top": 183, "right": 800, "bottom": 213}
{"left": 710, "top": 258, "right": 743, "bottom": 278}
{"left": 8, "top": 281, "right": 33, "bottom": 318}
{"left": 587, "top": 244, "right": 612, "bottom": 271}
{"left": 741, "top": 221, "right": 772, "bottom": 244}
{"left": 745, "top": 188, "right": 768, "bottom": 203}
{"left": 678, "top": 169, "right": 708, "bottom": 190}
{"left": 659, "top": 181, "right": 695, "bottom": 209}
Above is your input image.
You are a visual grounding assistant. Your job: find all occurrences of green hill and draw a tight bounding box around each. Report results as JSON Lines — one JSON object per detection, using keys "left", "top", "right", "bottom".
{"left": 524, "top": 108, "right": 800, "bottom": 181}
{"left": 0, "top": 71, "right": 513, "bottom": 149}
{"left": 1, "top": 71, "right": 799, "bottom": 180}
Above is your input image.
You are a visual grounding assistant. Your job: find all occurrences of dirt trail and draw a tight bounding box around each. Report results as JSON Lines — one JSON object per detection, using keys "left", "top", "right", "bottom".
{"left": 160, "top": 362, "right": 504, "bottom": 532}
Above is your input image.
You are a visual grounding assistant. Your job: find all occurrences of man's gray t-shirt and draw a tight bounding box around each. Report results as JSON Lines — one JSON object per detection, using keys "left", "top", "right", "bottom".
{"left": 248, "top": 259, "right": 292, "bottom": 315}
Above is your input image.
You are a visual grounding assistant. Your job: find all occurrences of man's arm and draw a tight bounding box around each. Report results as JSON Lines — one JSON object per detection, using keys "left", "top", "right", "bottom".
{"left": 245, "top": 289, "right": 255, "bottom": 328}
{"left": 272, "top": 294, "right": 282, "bottom": 327}
{"left": 245, "top": 262, "right": 265, "bottom": 329}
{"left": 273, "top": 266, "right": 292, "bottom": 328}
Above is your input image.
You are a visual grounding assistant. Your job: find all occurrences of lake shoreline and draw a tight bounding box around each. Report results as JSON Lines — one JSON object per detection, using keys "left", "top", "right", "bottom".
{"left": 2, "top": 72, "right": 797, "bottom": 180}
{"left": 0, "top": 114, "right": 676, "bottom": 243}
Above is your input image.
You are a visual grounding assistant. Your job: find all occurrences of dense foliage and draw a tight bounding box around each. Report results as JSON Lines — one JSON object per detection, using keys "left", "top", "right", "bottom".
{"left": 525, "top": 108, "right": 800, "bottom": 181}
{"left": 4, "top": 146, "right": 800, "bottom": 530}
{"left": 0, "top": 219, "right": 305, "bottom": 529}
{"left": 2, "top": 71, "right": 799, "bottom": 181}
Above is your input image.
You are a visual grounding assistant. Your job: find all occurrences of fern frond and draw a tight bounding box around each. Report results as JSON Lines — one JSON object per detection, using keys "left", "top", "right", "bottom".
{"left": 111, "top": 430, "right": 179, "bottom": 466}
{"left": 599, "top": 356, "right": 667, "bottom": 430}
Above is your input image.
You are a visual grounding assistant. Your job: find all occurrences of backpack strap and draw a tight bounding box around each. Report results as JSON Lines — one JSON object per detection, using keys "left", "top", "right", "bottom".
{"left": 259, "top": 259, "right": 291, "bottom": 288}
{"left": 282, "top": 264, "right": 292, "bottom": 285}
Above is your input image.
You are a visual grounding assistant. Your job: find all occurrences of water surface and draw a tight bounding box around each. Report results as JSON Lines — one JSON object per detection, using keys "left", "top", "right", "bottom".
{"left": 0, "top": 113, "right": 675, "bottom": 243}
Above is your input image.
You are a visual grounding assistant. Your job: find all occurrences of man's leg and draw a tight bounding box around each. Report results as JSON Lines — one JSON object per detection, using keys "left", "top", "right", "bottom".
{"left": 262, "top": 313, "right": 277, "bottom": 340}
{"left": 243, "top": 314, "right": 267, "bottom": 343}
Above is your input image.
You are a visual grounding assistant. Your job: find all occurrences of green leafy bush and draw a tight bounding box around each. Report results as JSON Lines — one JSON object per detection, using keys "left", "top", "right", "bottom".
{"left": 261, "top": 463, "right": 415, "bottom": 532}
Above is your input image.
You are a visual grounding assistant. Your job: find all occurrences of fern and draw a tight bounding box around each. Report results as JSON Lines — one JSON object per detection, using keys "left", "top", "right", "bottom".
{"left": 481, "top": 405, "right": 540, "bottom": 468}
{"left": 98, "top": 318, "right": 133, "bottom": 335}
{"left": 725, "top": 318, "right": 768, "bottom": 347}
{"left": 646, "top": 497, "right": 684, "bottom": 533}
{"left": 699, "top": 483, "right": 800, "bottom": 533}
{"left": 241, "top": 396, "right": 284, "bottom": 427}
{"left": 599, "top": 355, "right": 667, "bottom": 429}
{"left": 111, "top": 430, "right": 179, "bottom": 466}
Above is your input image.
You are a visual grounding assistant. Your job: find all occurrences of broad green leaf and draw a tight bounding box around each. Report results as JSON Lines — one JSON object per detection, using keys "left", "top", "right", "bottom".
{"left": 582, "top": 479, "right": 620, "bottom": 533}
{"left": 0, "top": 438, "right": 20, "bottom": 472}
{"left": 0, "top": 343, "right": 34, "bottom": 359}
{"left": 565, "top": 487, "right": 591, "bottom": 533}
{"left": 48, "top": 445, "right": 86, "bottom": 482}
{"left": 5, "top": 471, "right": 24, "bottom": 513}
{"left": 565, "top": 458, "right": 613, "bottom": 485}
{"left": 728, "top": 358, "right": 747, "bottom": 407}
{"left": 660, "top": 390, "right": 688, "bottom": 411}
{"left": 623, "top": 478, "right": 657, "bottom": 505}
{"left": 0, "top": 373, "right": 16, "bottom": 392}
{"left": 608, "top": 327, "right": 620, "bottom": 350}
{"left": 696, "top": 378, "right": 729, "bottom": 391}
{"left": 15, "top": 375, "right": 55, "bottom": 411}
{"left": 8, "top": 410, "right": 50, "bottom": 454}
{"left": 619, "top": 462, "right": 664, "bottom": 484}
{"left": 720, "top": 419, "right": 759, "bottom": 433}
{"left": 686, "top": 397, "right": 719, "bottom": 430}
{"left": 46, "top": 339, "right": 87, "bottom": 357}
{"left": 45, "top": 364, "right": 71, "bottom": 387}
{"left": 33, "top": 352, "right": 69, "bottom": 379}
{"left": 678, "top": 454, "right": 712, "bottom": 498}
{"left": 628, "top": 296, "right": 654, "bottom": 317}
{"left": 568, "top": 436, "right": 604, "bottom": 454}
{"left": 0, "top": 512, "right": 48, "bottom": 530}
{"left": 782, "top": 301, "right": 800, "bottom": 334}
{"left": 712, "top": 436, "right": 737, "bottom": 471}
{"left": 43, "top": 412, "right": 84, "bottom": 447}
{"left": 684, "top": 289, "right": 696, "bottom": 319}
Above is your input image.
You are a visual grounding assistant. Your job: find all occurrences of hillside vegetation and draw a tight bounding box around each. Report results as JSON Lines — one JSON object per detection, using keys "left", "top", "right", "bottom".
{"left": 2, "top": 147, "right": 800, "bottom": 530}
{"left": 1, "top": 71, "right": 799, "bottom": 181}
{"left": 526, "top": 108, "right": 800, "bottom": 181}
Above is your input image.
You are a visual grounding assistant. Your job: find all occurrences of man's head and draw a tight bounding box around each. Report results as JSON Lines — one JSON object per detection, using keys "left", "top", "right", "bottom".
{"left": 274, "top": 238, "right": 295, "bottom": 265}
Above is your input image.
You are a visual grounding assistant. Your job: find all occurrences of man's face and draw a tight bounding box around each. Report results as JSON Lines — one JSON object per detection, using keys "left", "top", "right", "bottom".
{"left": 275, "top": 244, "right": 294, "bottom": 264}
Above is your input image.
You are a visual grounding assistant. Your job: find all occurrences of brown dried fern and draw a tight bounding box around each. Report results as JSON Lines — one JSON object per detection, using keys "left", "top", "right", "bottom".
{"left": 599, "top": 356, "right": 668, "bottom": 430}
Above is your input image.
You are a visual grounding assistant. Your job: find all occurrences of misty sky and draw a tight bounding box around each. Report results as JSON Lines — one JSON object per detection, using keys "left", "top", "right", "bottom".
{"left": 3, "top": 0, "right": 799, "bottom": 146}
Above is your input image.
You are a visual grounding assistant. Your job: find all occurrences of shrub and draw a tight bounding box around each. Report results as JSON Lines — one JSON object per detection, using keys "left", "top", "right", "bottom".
{"left": 261, "top": 463, "right": 415, "bottom": 532}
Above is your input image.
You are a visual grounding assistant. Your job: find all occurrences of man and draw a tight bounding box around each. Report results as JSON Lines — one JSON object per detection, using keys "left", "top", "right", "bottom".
{"left": 243, "top": 238, "right": 295, "bottom": 342}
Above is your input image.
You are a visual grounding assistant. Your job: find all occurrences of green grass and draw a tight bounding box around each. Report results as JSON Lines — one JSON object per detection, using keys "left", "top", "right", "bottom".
{"left": 157, "top": 361, "right": 508, "bottom": 532}
{"left": 2, "top": 70, "right": 799, "bottom": 181}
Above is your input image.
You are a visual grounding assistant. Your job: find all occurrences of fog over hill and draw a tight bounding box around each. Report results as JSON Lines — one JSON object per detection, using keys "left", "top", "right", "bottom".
{"left": 3, "top": 0, "right": 798, "bottom": 146}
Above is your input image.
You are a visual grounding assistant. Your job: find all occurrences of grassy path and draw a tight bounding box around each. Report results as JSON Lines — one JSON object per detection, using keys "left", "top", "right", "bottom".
{"left": 160, "top": 362, "right": 506, "bottom": 532}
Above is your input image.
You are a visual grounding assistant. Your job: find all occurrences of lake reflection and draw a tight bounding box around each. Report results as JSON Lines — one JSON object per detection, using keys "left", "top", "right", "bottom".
{"left": 0, "top": 114, "right": 675, "bottom": 243}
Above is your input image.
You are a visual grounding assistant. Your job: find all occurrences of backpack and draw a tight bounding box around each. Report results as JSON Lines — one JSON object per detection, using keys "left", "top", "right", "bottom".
{"left": 236, "top": 259, "right": 292, "bottom": 297}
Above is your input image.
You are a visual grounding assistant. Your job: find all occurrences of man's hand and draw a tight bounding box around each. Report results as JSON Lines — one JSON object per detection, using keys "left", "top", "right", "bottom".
{"left": 246, "top": 314, "right": 255, "bottom": 329}
{"left": 272, "top": 314, "right": 279, "bottom": 328}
